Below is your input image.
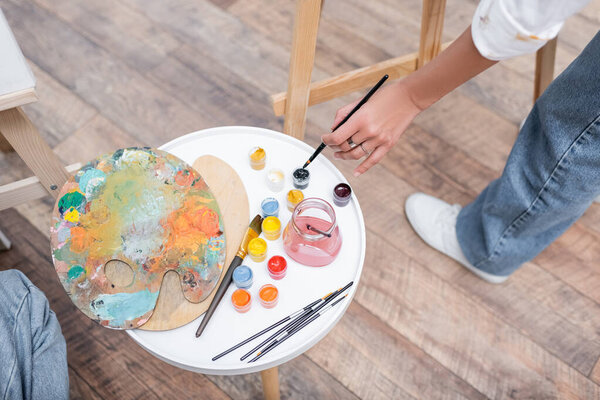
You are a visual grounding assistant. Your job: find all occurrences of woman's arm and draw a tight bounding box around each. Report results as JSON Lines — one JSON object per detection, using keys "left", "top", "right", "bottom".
{"left": 322, "top": 26, "right": 497, "bottom": 176}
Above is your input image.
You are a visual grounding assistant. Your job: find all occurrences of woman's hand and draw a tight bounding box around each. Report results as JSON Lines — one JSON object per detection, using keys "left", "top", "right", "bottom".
{"left": 321, "top": 81, "right": 422, "bottom": 176}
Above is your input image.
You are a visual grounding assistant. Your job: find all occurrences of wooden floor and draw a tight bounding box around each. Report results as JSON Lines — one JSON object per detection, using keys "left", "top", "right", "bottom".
{"left": 1, "top": 0, "right": 600, "bottom": 398}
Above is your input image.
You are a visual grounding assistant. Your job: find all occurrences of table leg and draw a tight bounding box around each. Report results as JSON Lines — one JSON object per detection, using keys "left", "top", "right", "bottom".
{"left": 0, "top": 107, "right": 70, "bottom": 199}
{"left": 260, "top": 366, "right": 280, "bottom": 400}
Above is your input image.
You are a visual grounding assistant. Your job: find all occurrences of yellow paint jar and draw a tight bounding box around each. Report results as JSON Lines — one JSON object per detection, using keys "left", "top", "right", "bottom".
{"left": 247, "top": 237, "right": 267, "bottom": 262}
{"left": 248, "top": 147, "right": 266, "bottom": 170}
{"left": 286, "top": 189, "right": 304, "bottom": 212}
{"left": 262, "top": 216, "right": 281, "bottom": 241}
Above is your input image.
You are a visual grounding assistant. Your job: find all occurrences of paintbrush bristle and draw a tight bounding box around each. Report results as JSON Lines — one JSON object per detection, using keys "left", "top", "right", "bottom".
{"left": 249, "top": 214, "right": 264, "bottom": 235}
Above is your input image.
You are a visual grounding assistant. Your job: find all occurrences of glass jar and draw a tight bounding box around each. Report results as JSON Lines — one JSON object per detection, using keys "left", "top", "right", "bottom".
{"left": 282, "top": 198, "right": 342, "bottom": 267}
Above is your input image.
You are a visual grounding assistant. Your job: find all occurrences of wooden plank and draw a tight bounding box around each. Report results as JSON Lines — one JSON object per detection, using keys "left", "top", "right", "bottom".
{"left": 0, "top": 87, "right": 37, "bottom": 112}
{"left": 22, "top": 62, "right": 98, "bottom": 148}
{"left": 282, "top": 0, "right": 322, "bottom": 139}
{"left": 359, "top": 229, "right": 600, "bottom": 398}
{"left": 533, "top": 37, "right": 558, "bottom": 101}
{"left": 307, "top": 302, "right": 486, "bottom": 399}
{"left": 3, "top": 0, "right": 206, "bottom": 147}
{"left": 0, "top": 162, "right": 80, "bottom": 211}
{"left": 272, "top": 52, "right": 418, "bottom": 117}
{"left": 69, "top": 367, "right": 104, "bottom": 400}
{"left": 32, "top": 0, "right": 181, "bottom": 72}
{"left": 0, "top": 107, "right": 70, "bottom": 198}
{"left": 417, "top": 0, "right": 447, "bottom": 68}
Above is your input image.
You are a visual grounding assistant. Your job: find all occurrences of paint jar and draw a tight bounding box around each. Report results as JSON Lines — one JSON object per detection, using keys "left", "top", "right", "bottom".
{"left": 333, "top": 183, "right": 352, "bottom": 207}
{"left": 266, "top": 168, "right": 285, "bottom": 192}
{"left": 262, "top": 216, "right": 281, "bottom": 241}
{"left": 232, "top": 265, "right": 253, "bottom": 289}
{"left": 287, "top": 189, "right": 304, "bottom": 212}
{"left": 292, "top": 168, "right": 310, "bottom": 189}
{"left": 231, "top": 288, "right": 252, "bottom": 313}
{"left": 260, "top": 197, "right": 279, "bottom": 218}
{"left": 258, "top": 284, "right": 279, "bottom": 308}
{"left": 267, "top": 256, "right": 287, "bottom": 280}
{"left": 249, "top": 147, "right": 266, "bottom": 170}
{"left": 248, "top": 238, "right": 268, "bottom": 262}
{"left": 282, "top": 198, "right": 342, "bottom": 267}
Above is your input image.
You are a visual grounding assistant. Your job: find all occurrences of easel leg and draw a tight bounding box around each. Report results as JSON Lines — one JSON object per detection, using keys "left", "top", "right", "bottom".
{"left": 0, "top": 229, "right": 11, "bottom": 251}
{"left": 0, "top": 108, "right": 69, "bottom": 199}
{"left": 260, "top": 367, "right": 280, "bottom": 400}
{"left": 283, "top": 0, "right": 323, "bottom": 140}
{"left": 417, "top": 0, "right": 447, "bottom": 68}
{"left": 0, "top": 131, "right": 13, "bottom": 152}
{"left": 533, "top": 37, "right": 557, "bottom": 102}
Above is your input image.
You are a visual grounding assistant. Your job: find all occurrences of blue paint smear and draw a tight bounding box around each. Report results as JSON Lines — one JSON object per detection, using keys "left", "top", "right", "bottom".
{"left": 78, "top": 168, "right": 106, "bottom": 195}
{"left": 91, "top": 289, "right": 159, "bottom": 327}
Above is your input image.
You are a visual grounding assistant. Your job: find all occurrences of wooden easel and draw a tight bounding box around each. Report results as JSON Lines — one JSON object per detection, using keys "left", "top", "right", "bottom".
{"left": 272, "top": 0, "right": 558, "bottom": 141}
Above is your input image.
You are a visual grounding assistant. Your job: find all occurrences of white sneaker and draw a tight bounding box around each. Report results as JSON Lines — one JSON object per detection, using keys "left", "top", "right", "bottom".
{"left": 405, "top": 193, "right": 508, "bottom": 284}
{"left": 595, "top": 194, "right": 600, "bottom": 203}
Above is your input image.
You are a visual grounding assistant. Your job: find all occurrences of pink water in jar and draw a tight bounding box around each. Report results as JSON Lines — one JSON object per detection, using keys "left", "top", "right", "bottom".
{"left": 282, "top": 198, "right": 342, "bottom": 267}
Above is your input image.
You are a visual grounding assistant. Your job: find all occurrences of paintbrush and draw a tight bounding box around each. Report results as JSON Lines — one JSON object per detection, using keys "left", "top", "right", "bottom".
{"left": 240, "top": 281, "right": 353, "bottom": 360}
{"left": 212, "top": 292, "right": 332, "bottom": 361}
{"left": 195, "top": 214, "right": 263, "bottom": 338}
{"left": 249, "top": 295, "right": 348, "bottom": 363}
{"left": 302, "top": 74, "right": 389, "bottom": 169}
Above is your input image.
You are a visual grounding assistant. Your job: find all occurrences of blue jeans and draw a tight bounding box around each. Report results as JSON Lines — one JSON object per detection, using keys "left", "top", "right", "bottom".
{"left": 457, "top": 31, "right": 600, "bottom": 277}
{"left": 0, "top": 270, "right": 68, "bottom": 400}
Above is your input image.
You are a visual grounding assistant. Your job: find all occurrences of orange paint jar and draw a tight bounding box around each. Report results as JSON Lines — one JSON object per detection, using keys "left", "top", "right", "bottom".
{"left": 258, "top": 284, "right": 279, "bottom": 308}
{"left": 231, "top": 288, "right": 252, "bottom": 313}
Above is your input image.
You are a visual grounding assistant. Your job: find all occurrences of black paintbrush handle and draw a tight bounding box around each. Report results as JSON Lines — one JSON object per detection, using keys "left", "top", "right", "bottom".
{"left": 303, "top": 74, "right": 389, "bottom": 168}
{"left": 196, "top": 255, "right": 244, "bottom": 337}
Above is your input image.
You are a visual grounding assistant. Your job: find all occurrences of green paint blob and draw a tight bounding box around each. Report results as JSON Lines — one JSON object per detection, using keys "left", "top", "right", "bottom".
{"left": 58, "top": 191, "right": 86, "bottom": 215}
{"left": 68, "top": 265, "right": 85, "bottom": 280}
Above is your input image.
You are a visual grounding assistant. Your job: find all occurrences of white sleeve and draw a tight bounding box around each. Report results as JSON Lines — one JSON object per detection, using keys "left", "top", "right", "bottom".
{"left": 471, "top": 0, "right": 591, "bottom": 60}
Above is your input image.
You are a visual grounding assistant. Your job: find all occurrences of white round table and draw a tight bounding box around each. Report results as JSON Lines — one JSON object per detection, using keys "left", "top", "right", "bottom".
{"left": 126, "top": 126, "right": 366, "bottom": 394}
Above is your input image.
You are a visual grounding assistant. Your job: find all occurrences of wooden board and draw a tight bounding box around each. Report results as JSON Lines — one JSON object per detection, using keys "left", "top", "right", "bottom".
{"left": 140, "top": 155, "right": 249, "bottom": 331}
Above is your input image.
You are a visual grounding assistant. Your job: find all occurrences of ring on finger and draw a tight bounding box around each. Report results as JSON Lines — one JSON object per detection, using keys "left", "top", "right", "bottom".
{"left": 360, "top": 143, "right": 370, "bottom": 155}
{"left": 347, "top": 138, "right": 355, "bottom": 147}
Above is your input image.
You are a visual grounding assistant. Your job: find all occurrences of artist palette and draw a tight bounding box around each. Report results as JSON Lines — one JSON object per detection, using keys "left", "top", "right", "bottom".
{"left": 127, "top": 127, "right": 365, "bottom": 375}
{"left": 50, "top": 147, "right": 226, "bottom": 329}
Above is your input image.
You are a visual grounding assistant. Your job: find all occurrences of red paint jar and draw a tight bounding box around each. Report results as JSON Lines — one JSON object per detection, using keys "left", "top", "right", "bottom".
{"left": 267, "top": 256, "right": 287, "bottom": 280}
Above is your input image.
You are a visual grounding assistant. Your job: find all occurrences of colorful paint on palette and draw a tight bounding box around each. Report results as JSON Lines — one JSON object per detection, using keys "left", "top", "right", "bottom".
{"left": 267, "top": 256, "right": 287, "bottom": 280}
{"left": 232, "top": 265, "right": 253, "bottom": 289}
{"left": 260, "top": 197, "right": 279, "bottom": 218}
{"left": 249, "top": 147, "right": 266, "bottom": 170}
{"left": 248, "top": 238, "right": 267, "bottom": 262}
{"left": 49, "top": 147, "right": 226, "bottom": 329}
{"left": 262, "top": 216, "right": 281, "bottom": 241}
{"left": 231, "top": 288, "right": 252, "bottom": 313}
{"left": 258, "top": 284, "right": 279, "bottom": 308}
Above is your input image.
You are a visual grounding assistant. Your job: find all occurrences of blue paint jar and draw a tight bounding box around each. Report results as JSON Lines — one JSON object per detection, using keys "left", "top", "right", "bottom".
{"left": 233, "top": 265, "right": 253, "bottom": 289}
{"left": 261, "top": 197, "right": 279, "bottom": 218}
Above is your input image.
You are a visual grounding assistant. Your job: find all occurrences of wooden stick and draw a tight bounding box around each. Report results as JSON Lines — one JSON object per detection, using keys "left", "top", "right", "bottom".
{"left": 283, "top": 0, "right": 323, "bottom": 139}
{"left": 417, "top": 0, "right": 447, "bottom": 68}
{"left": 272, "top": 43, "right": 451, "bottom": 116}
{"left": 0, "top": 108, "right": 71, "bottom": 199}
{"left": 0, "top": 163, "right": 81, "bottom": 211}
{"left": 533, "top": 37, "right": 558, "bottom": 102}
{"left": 260, "top": 367, "right": 280, "bottom": 400}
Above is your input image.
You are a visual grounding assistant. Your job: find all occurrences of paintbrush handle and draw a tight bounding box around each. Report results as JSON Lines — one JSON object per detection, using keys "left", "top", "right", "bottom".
{"left": 303, "top": 74, "right": 389, "bottom": 168}
{"left": 196, "top": 255, "right": 244, "bottom": 337}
